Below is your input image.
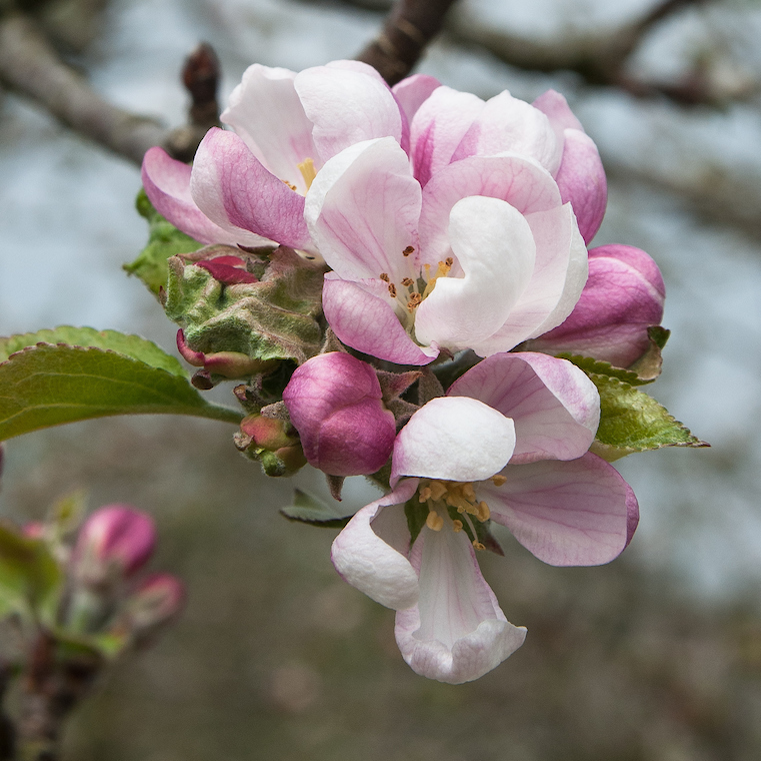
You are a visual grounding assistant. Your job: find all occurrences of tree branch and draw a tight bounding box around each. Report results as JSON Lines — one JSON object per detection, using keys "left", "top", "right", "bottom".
{"left": 355, "top": 0, "right": 460, "bottom": 85}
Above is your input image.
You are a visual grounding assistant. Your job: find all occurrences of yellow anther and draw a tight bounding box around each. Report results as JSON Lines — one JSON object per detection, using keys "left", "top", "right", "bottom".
{"left": 426, "top": 511, "right": 444, "bottom": 532}
{"left": 491, "top": 474, "right": 507, "bottom": 486}
{"left": 418, "top": 486, "right": 432, "bottom": 503}
{"left": 452, "top": 520, "right": 463, "bottom": 533}
{"left": 429, "top": 481, "right": 448, "bottom": 501}
{"left": 472, "top": 540, "right": 486, "bottom": 551}
{"left": 401, "top": 277, "right": 414, "bottom": 288}
{"left": 476, "top": 501, "right": 491, "bottom": 522}
{"left": 421, "top": 259, "right": 453, "bottom": 300}
{"left": 282, "top": 179, "right": 298, "bottom": 191}
{"left": 462, "top": 483, "right": 476, "bottom": 501}
{"left": 297, "top": 158, "right": 317, "bottom": 190}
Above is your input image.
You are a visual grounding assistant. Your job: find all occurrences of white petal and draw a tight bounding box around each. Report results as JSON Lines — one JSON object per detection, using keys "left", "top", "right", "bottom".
{"left": 391, "top": 397, "right": 515, "bottom": 484}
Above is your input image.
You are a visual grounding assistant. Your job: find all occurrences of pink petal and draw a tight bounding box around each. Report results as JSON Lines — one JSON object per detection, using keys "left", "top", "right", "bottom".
{"left": 141, "top": 147, "right": 266, "bottom": 247}
{"left": 555, "top": 129, "right": 607, "bottom": 245}
{"left": 305, "top": 137, "right": 421, "bottom": 282}
{"left": 528, "top": 244, "right": 665, "bottom": 367}
{"left": 221, "top": 64, "right": 318, "bottom": 193}
{"left": 295, "top": 61, "right": 403, "bottom": 162}
{"left": 322, "top": 275, "right": 439, "bottom": 366}
{"left": 410, "top": 86, "right": 485, "bottom": 186}
{"left": 395, "top": 526, "right": 526, "bottom": 684}
{"left": 480, "top": 453, "right": 634, "bottom": 566}
{"left": 419, "top": 154, "right": 562, "bottom": 268}
{"left": 452, "top": 90, "right": 563, "bottom": 174}
{"left": 532, "top": 89, "right": 583, "bottom": 133}
{"left": 331, "top": 480, "right": 420, "bottom": 610}
{"left": 449, "top": 353, "right": 599, "bottom": 463}
{"left": 391, "top": 396, "right": 516, "bottom": 485}
{"left": 415, "top": 196, "right": 537, "bottom": 351}
{"left": 392, "top": 74, "right": 441, "bottom": 127}
{"left": 190, "top": 128, "right": 311, "bottom": 250}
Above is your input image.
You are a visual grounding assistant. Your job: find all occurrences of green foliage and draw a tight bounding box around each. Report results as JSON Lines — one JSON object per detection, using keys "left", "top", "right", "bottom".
{"left": 0, "top": 522, "right": 62, "bottom": 622}
{"left": 0, "top": 330, "right": 242, "bottom": 441}
{"left": 589, "top": 373, "right": 706, "bottom": 461}
{"left": 279, "top": 489, "right": 356, "bottom": 527}
{"left": 124, "top": 189, "right": 202, "bottom": 296}
{"left": 557, "top": 354, "right": 651, "bottom": 386}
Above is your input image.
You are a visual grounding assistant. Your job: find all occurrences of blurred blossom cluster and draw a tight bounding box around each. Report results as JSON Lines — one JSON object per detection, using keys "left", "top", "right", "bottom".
{"left": 134, "top": 60, "right": 699, "bottom": 683}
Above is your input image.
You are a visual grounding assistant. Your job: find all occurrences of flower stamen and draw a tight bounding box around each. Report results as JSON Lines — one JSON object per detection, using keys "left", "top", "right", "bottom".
{"left": 297, "top": 158, "right": 317, "bottom": 190}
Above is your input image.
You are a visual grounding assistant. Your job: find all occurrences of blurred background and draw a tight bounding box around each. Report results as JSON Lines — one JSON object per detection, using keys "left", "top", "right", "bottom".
{"left": 1, "top": 0, "right": 761, "bottom": 758}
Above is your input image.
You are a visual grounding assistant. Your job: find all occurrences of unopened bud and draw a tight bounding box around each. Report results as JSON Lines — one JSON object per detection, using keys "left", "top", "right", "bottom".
{"left": 235, "top": 413, "right": 307, "bottom": 476}
{"left": 177, "top": 330, "right": 277, "bottom": 380}
{"left": 283, "top": 353, "right": 396, "bottom": 476}
{"left": 124, "top": 573, "right": 185, "bottom": 633}
{"left": 73, "top": 505, "right": 155, "bottom": 587}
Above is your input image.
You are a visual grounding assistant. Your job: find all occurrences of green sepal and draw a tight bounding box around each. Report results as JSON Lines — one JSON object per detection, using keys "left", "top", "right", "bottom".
{"left": 404, "top": 497, "right": 427, "bottom": 547}
{"left": 589, "top": 373, "right": 707, "bottom": 461}
{"left": 164, "top": 247, "right": 325, "bottom": 366}
{"left": 556, "top": 353, "right": 649, "bottom": 386}
{"left": 627, "top": 326, "right": 671, "bottom": 382}
{"left": 0, "top": 522, "right": 63, "bottom": 623}
{"left": 279, "top": 489, "right": 356, "bottom": 528}
{"left": 125, "top": 189, "right": 202, "bottom": 296}
{"left": 0, "top": 333, "right": 242, "bottom": 442}
{"left": 49, "top": 627, "right": 128, "bottom": 661}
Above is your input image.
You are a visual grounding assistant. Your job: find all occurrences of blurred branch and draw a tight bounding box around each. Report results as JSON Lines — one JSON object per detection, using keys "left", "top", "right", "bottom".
{"left": 0, "top": 12, "right": 219, "bottom": 165}
{"left": 356, "top": 0, "right": 460, "bottom": 85}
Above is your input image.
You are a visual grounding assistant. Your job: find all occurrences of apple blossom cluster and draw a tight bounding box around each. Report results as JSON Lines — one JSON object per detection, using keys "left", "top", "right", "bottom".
{"left": 136, "top": 60, "right": 683, "bottom": 683}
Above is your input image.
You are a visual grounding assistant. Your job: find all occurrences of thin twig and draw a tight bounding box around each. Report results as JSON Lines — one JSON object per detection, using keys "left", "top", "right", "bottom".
{"left": 356, "top": 0, "right": 460, "bottom": 85}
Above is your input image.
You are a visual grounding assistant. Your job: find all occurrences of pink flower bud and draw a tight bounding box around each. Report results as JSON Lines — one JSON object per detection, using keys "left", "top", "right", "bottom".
{"left": 176, "top": 330, "right": 277, "bottom": 380}
{"left": 527, "top": 244, "right": 665, "bottom": 368}
{"left": 23, "top": 521, "right": 45, "bottom": 540}
{"left": 283, "top": 353, "right": 396, "bottom": 477}
{"left": 73, "top": 505, "right": 155, "bottom": 585}
{"left": 125, "top": 573, "right": 185, "bottom": 632}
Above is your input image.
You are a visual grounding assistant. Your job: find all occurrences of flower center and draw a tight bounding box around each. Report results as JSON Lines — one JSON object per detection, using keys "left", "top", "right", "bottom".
{"left": 297, "top": 158, "right": 317, "bottom": 191}
{"left": 417, "top": 475, "right": 506, "bottom": 550}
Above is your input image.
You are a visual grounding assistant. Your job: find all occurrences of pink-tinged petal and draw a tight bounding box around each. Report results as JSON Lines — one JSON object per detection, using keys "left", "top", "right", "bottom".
{"left": 190, "top": 128, "right": 311, "bottom": 250}
{"left": 452, "top": 91, "right": 563, "bottom": 174}
{"left": 322, "top": 275, "right": 439, "bottom": 365}
{"left": 196, "top": 256, "right": 258, "bottom": 284}
{"left": 295, "top": 62, "right": 403, "bottom": 162}
{"left": 305, "top": 137, "right": 421, "bottom": 282}
{"left": 555, "top": 129, "right": 607, "bottom": 244}
{"left": 283, "top": 352, "right": 396, "bottom": 476}
{"left": 528, "top": 244, "right": 665, "bottom": 367}
{"left": 220, "top": 64, "right": 318, "bottom": 192}
{"left": 468, "top": 204, "right": 587, "bottom": 356}
{"left": 480, "top": 453, "right": 632, "bottom": 566}
{"left": 415, "top": 196, "right": 537, "bottom": 351}
{"left": 410, "top": 86, "right": 485, "bottom": 186}
{"left": 395, "top": 526, "right": 526, "bottom": 684}
{"left": 419, "top": 154, "right": 562, "bottom": 268}
{"left": 532, "top": 89, "right": 583, "bottom": 133}
{"left": 449, "top": 353, "right": 599, "bottom": 463}
{"left": 391, "top": 397, "right": 515, "bottom": 484}
{"left": 142, "top": 147, "right": 265, "bottom": 247}
{"left": 392, "top": 74, "right": 440, "bottom": 127}
{"left": 331, "top": 480, "right": 420, "bottom": 610}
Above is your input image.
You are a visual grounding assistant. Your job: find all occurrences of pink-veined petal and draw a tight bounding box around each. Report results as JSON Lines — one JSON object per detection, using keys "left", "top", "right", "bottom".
{"left": 392, "top": 74, "right": 441, "bottom": 128}
{"left": 419, "top": 154, "right": 562, "bottom": 268}
{"left": 141, "top": 147, "right": 268, "bottom": 247}
{"left": 452, "top": 90, "right": 563, "bottom": 174}
{"left": 295, "top": 61, "right": 403, "bottom": 162}
{"left": 449, "top": 353, "right": 599, "bottom": 463}
{"left": 331, "top": 480, "right": 419, "bottom": 610}
{"left": 322, "top": 275, "right": 439, "bottom": 365}
{"left": 190, "top": 128, "right": 312, "bottom": 250}
{"left": 395, "top": 526, "right": 526, "bottom": 684}
{"left": 415, "top": 196, "right": 537, "bottom": 351}
{"left": 480, "top": 453, "right": 634, "bottom": 566}
{"left": 305, "top": 137, "right": 421, "bottom": 282}
{"left": 391, "top": 397, "right": 515, "bottom": 485}
{"left": 532, "top": 89, "right": 583, "bottom": 133}
{"left": 555, "top": 129, "right": 607, "bottom": 245}
{"left": 410, "top": 86, "right": 485, "bottom": 186}
{"left": 220, "top": 64, "right": 318, "bottom": 193}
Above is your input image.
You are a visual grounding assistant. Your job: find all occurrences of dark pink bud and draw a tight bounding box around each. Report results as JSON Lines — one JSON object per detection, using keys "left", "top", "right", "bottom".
{"left": 125, "top": 572, "right": 185, "bottom": 631}
{"left": 23, "top": 522, "right": 45, "bottom": 540}
{"left": 196, "top": 255, "right": 258, "bottom": 285}
{"left": 176, "top": 330, "right": 276, "bottom": 379}
{"left": 74, "top": 505, "right": 155, "bottom": 585}
{"left": 529, "top": 244, "right": 665, "bottom": 368}
{"left": 283, "top": 353, "right": 396, "bottom": 477}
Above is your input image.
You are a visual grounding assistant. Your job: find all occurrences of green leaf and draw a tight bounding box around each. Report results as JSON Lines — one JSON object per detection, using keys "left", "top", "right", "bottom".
{"left": 557, "top": 353, "right": 649, "bottom": 386}
{"left": 0, "top": 522, "right": 62, "bottom": 620}
{"left": 590, "top": 374, "right": 707, "bottom": 461}
{"left": 124, "top": 189, "right": 202, "bottom": 296}
{"left": 627, "top": 326, "right": 671, "bottom": 382}
{"left": 0, "top": 327, "right": 186, "bottom": 376}
{"left": 0, "top": 342, "right": 242, "bottom": 442}
{"left": 279, "top": 489, "right": 356, "bottom": 528}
